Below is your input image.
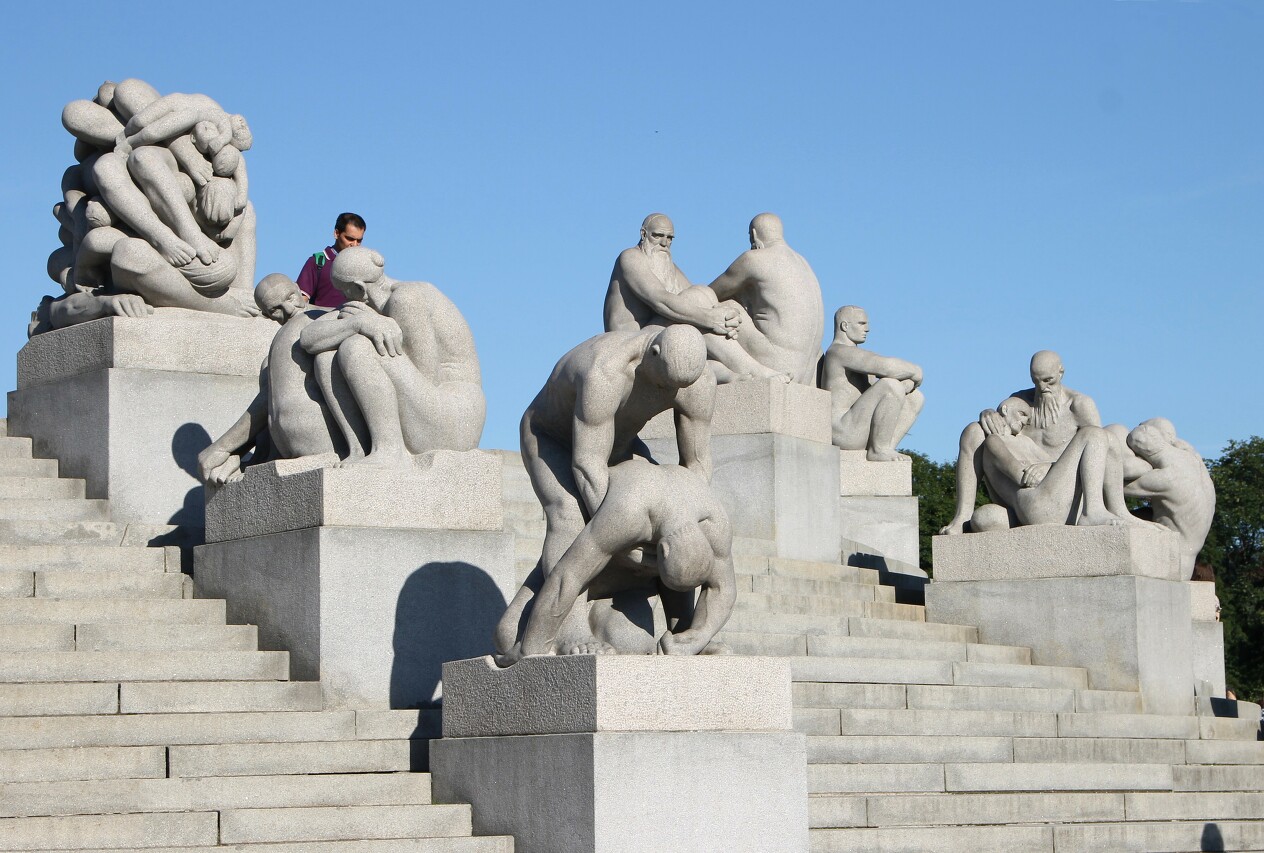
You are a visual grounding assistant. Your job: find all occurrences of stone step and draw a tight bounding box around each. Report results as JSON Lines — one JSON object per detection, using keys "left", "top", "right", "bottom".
{"left": 735, "top": 555, "right": 880, "bottom": 586}
{"left": 0, "top": 744, "right": 167, "bottom": 783}
{"left": 721, "top": 631, "right": 809, "bottom": 656}
{"left": 810, "top": 824, "right": 1055, "bottom": 852}
{"left": 0, "top": 498, "right": 110, "bottom": 521}
{"left": 809, "top": 735, "right": 1014, "bottom": 764}
{"left": 808, "top": 635, "right": 1029, "bottom": 665}
{"left": 904, "top": 684, "right": 1141, "bottom": 714}
{"left": 730, "top": 536, "right": 779, "bottom": 557}
{"left": 218, "top": 803, "right": 473, "bottom": 845}
{"left": 1124, "top": 790, "right": 1264, "bottom": 822}
{"left": 0, "top": 570, "right": 31, "bottom": 596}
{"left": 1013, "top": 737, "right": 1187, "bottom": 764}
{"left": 1052, "top": 820, "right": 1264, "bottom": 853}
{"left": 724, "top": 605, "right": 921, "bottom": 636}
{"left": 76, "top": 623, "right": 258, "bottom": 652}
{"left": 118, "top": 680, "right": 324, "bottom": 713}
{"left": 34, "top": 570, "right": 187, "bottom": 599}
{"left": 0, "top": 710, "right": 359, "bottom": 751}
{"left": 0, "top": 476, "right": 84, "bottom": 499}
{"left": 846, "top": 617, "right": 976, "bottom": 644}
{"left": 505, "top": 516, "right": 544, "bottom": 538}
{"left": 502, "top": 499, "right": 542, "bottom": 521}
{"left": 169, "top": 738, "right": 417, "bottom": 777}
{"left": 808, "top": 761, "right": 1175, "bottom": 794}
{"left": 797, "top": 707, "right": 1056, "bottom": 738}
{"left": 0, "top": 681, "right": 119, "bottom": 716}
{"left": 0, "top": 597, "right": 225, "bottom": 624}
{"left": 811, "top": 791, "right": 1126, "bottom": 829}
{"left": 793, "top": 682, "right": 910, "bottom": 711}
{"left": 0, "top": 521, "right": 183, "bottom": 549}
{"left": 1185, "top": 739, "right": 1264, "bottom": 764}
{"left": 0, "top": 810, "right": 219, "bottom": 850}
{"left": 0, "top": 436, "right": 33, "bottom": 457}
{"left": 0, "top": 456, "right": 58, "bottom": 478}
{"left": 0, "top": 543, "right": 168, "bottom": 572}
{"left": 739, "top": 574, "right": 895, "bottom": 602}
{"left": 1174, "top": 764, "right": 1264, "bottom": 791}
{"left": 29, "top": 838, "right": 514, "bottom": 853}
{"left": 735, "top": 591, "right": 883, "bottom": 616}
{"left": 0, "top": 772, "right": 433, "bottom": 819}
{"left": 1054, "top": 711, "right": 1199, "bottom": 740}
{"left": 790, "top": 657, "right": 1089, "bottom": 690}
{"left": 0, "top": 650, "right": 288, "bottom": 683}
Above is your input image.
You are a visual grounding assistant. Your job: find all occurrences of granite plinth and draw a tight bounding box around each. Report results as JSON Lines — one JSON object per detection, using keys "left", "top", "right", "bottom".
{"left": 931, "top": 524, "right": 1184, "bottom": 582}
{"left": 9, "top": 311, "right": 272, "bottom": 529}
{"left": 432, "top": 655, "right": 808, "bottom": 853}
{"left": 441, "top": 655, "right": 793, "bottom": 737}
{"left": 642, "top": 378, "right": 831, "bottom": 444}
{"left": 204, "top": 450, "right": 503, "bottom": 542}
{"left": 1192, "top": 620, "right": 1226, "bottom": 699}
{"left": 839, "top": 495, "right": 919, "bottom": 567}
{"left": 839, "top": 450, "right": 912, "bottom": 496}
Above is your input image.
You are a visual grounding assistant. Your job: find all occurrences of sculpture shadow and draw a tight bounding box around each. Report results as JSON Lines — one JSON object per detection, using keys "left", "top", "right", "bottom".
{"left": 1201, "top": 822, "right": 1224, "bottom": 851}
{"left": 169, "top": 422, "right": 213, "bottom": 528}
{"left": 390, "top": 561, "right": 507, "bottom": 712}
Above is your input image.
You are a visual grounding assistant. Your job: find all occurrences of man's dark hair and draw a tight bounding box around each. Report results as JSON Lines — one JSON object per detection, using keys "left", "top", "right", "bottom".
{"left": 335, "top": 212, "right": 366, "bottom": 233}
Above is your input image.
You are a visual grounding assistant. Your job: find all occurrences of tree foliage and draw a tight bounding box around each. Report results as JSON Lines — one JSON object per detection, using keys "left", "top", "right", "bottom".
{"left": 904, "top": 449, "right": 986, "bottom": 574}
{"left": 1201, "top": 436, "right": 1264, "bottom": 704}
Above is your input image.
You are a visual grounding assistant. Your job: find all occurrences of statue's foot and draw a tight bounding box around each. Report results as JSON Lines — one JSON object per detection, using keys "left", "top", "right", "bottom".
{"left": 190, "top": 233, "right": 222, "bottom": 265}
{"left": 938, "top": 522, "right": 965, "bottom": 536}
{"left": 867, "top": 448, "right": 909, "bottom": 462}
{"left": 156, "top": 235, "right": 195, "bottom": 266}
{"left": 208, "top": 287, "right": 261, "bottom": 318}
{"left": 563, "top": 640, "right": 617, "bottom": 656}
{"left": 700, "top": 639, "right": 733, "bottom": 656}
{"left": 1077, "top": 509, "right": 1123, "bottom": 528}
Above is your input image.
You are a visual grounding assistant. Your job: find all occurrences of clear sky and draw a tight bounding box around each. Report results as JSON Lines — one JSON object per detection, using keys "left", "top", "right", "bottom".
{"left": 2, "top": 1, "right": 1260, "bottom": 462}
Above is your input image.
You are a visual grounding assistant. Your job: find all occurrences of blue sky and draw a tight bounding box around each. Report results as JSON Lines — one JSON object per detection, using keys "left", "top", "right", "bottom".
{"left": 2, "top": 1, "right": 1260, "bottom": 462}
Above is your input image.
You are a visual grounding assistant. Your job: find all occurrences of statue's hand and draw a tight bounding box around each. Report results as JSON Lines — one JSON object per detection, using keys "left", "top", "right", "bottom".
{"left": 1020, "top": 462, "right": 1051, "bottom": 488}
{"left": 979, "top": 409, "right": 1005, "bottom": 436}
{"left": 706, "top": 307, "right": 741, "bottom": 338}
{"left": 198, "top": 446, "right": 232, "bottom": 484}
{"left": 107, "top": 294, "right": 153, "bottom": 318}
{"left": 208, "top": 456, "right": 243, "bottom": 485}
{"left": 352, "top": 311, "right": 405, "bottom": 357}
{"left": 659, "top": 631, "right": 707, "bottom": 656}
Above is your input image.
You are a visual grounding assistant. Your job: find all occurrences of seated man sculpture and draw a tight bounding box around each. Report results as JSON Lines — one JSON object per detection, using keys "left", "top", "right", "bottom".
{"left": 940, "top": 350, "right": 1108, "bottom": 534}
{"left": 298, "top": 247, "right": 485, "bottom": 466}
{"left": 1107, "top": 418, "right": 1216, "bottom": 579}
{"left": 34, "top": 78, "right": 259, "bottom": 335}
{"left": 496, "top": 459, "right": 736, "bottom": 665}
{"left": 966, "top": 397, "right": 1145, "bottom": 531}
{"left": 197, "top": 275, "right": 354, "bottom": 484}
{"left": 493, "top": 324, "right": 716, "bottom": 658}
{"left": 820, "top": 305, "right": 924, "bottom": 461}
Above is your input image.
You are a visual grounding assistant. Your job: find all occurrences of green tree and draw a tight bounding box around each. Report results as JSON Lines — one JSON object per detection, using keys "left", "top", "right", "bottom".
{"left": 904, "top": 450, "right": 986, "bottom": 574}
{"left": 1201, "top": 436, "right": 1264, "bottom": 704}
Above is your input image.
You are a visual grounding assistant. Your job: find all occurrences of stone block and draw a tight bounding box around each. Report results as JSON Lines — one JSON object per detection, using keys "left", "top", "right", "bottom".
{"left": 839, "top": 496, "right": 919, "bottom": 566}
{"left": 195, "top": 526, "right": 513, "bottom": 709}
{"left": 647, "top": 432, "right": 840, "bottom": 563}
{"left": 926, "top": 575, "right": 1194, "bottom": 715}
{"left": 838, "top": 450, "right": 911, "bottom": 496}
{"left": 441, "top": 655, "right": 793, "bottom": 737}
{"left": 433, "top": 730, "right": 808, "bottom": 853}
{"left": 931, "top": 524, "right": 1183, "bottom": 582}
{"left": 642, "top": 377, "right": 831, "bottom": 443}
{"left": 1189, "top": 580, "right": 1220, "bottom": 621}
{"left": 1192, "top": 619, "right": 1226, "bottom": 699}
{"left": 204, "top": 450, "right": 503, "bottom": 542}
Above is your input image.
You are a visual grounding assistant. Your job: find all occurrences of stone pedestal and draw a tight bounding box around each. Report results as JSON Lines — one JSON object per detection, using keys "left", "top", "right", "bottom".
{"left": 927, "top": 526, "right": 1194, "bottom": 715}
{"left": 1190, "top": 581, "right": 1226, "bottom": 698}
{"left": 838, "top": 449, "right": 912, "bottom": 496}
{"left": 838, "top": 495, "right": 920, "bottom": 568}
{"left": 8, "top": 309, "right": 274, "bottom": 534}
{"left": 194, "top": 451, "right": 515, "bottom": 709}
{"left": 431, "top": 655, "right": 808, "bottom": 853}
{"left": 643, "top": 380, "right": 841, "bottom": 563}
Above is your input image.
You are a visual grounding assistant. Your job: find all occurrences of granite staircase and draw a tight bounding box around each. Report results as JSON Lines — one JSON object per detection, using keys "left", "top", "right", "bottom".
{"left": 0, "top": 421, "right": 513, "bottom": 852}
{"left": 500, "top": 453, "right": 1264, "bottom": 853}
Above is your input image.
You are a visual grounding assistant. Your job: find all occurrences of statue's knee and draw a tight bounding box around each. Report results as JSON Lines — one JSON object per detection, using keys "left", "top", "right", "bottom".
{"left": 874, "top": 377, "right": 903, "bottom": 396}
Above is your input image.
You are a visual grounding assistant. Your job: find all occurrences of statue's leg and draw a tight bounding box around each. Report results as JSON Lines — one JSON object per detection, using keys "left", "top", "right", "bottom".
{"left": 127, "top": 146, "right": 220, "bottom": 263}
{"left": 314, "top": 350, "right": 369, "bottom": 461}
{"left": 891, "top": 388, "right": 925, "bottom": 449}
{"left": 380, "top": 356, "right": 484, "bottom": 453}
{"left": 73, "top": 226, "right": 128, "bottom": 291}
{"left": 865, "top": 378, "right": 912, "bottom": 461}
{"left": 702, "top": 302, "right": 786, "bottom": 382}
{"left": 832, "top": 382, "right": 894, "bottom": 452}
{"left": 332, "top": 335, "right": 410, "bottom": 467}
{"left": 92, "top": 153, "right": 195, "bottom": 266}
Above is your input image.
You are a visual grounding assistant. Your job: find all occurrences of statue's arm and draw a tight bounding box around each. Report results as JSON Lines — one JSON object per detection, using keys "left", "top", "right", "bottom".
{"left": 618, "top": 252, "right": 722, "bottom": 330}
{"left": 48, "top": 292, "right": 152, "bottom": 328}
{"left": 167, "top": 136, "right": 212, "bottom": 187}
{"left": 829, "top": 347, "right": 922, "bottom": 386}
{"left": 940, "top": 422, "right": 987, "bottom": 534}
{"left": 982, "top": 434, "right": 1029, "bottom": 487}
{"left": 1124, "top": 465, "right": 1176, "bottom": 499}
{"left": 674, "top": 376, "right": 716, "bottom": 483}
{"left": 706, "top": 253, "right": 757, "bottom": 302}
{"left": 197, "top": 368, "right": 269, "bottom": 484}
{"left": 232, "top": 156, "right": 248, "bottom": 212}
{"left": 1071, "top": 393, "right": 1103, "bottom": 428}
{"left": 662, "top": 517, "right": 736, "bottom": 656}
{"left": 571, "top": 384, "right": 617, "bottom": 516}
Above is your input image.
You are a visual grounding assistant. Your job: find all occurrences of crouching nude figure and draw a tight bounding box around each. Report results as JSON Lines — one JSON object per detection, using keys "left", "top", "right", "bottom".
{"left": 496, "top": 459, "right": 736, "bottom": 665}
{"left": 968, "top": 396, "right": 1149, "bottom": 531}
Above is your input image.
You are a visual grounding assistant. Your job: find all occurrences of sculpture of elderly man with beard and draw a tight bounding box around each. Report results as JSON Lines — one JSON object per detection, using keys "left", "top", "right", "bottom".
{"left": 940, "top": 350, "right": 1108, "bottom": 534}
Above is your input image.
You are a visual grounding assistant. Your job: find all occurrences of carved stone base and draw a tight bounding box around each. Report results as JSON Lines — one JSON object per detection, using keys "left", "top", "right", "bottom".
{"left": 431, "top": 656, "right": 808, "bottom": 853}
{"left": 839, "top": 450, "right": 912, "bottom": 497}
{"left": 8, "top": 309, "right": 273, "bottom": 532}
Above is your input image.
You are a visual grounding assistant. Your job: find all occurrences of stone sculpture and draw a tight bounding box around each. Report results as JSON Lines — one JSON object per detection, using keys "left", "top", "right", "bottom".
{"left": 496, "top": 459, "right": 736, "bottom": 665}
{"left": 197, "top": 275, "right": 352, "bottom": 484}
{"left": 493, "top": 325, "right": 716, "bottom": 658}
{"left": 297, "top": 247, "right": 486, "bottom": 466}
{"left": 604, "top": 213, "right": 824, "bottom": 385}
{"left": 940, "top": 350, "right": 1106, "bottom": 534}
{"left": 965, "top": 396, "right": 1144, "bottom": 531}
{"left": 34, "top": 78, "right": 259, "bottom": 334}
{"left": 820, "top": 305, "right": 924, "bottom": 460}
{"left": 1109, "top": 418, "right": 1216, "bottom": 579}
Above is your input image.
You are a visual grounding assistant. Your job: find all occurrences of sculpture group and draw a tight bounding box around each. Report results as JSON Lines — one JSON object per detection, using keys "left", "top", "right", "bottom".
{"left": 37, "top": 80, "right": 1217, "bottom": 663}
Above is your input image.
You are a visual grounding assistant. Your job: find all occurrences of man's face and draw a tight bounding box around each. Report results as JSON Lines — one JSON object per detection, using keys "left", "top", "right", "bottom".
{"left": 264, "top": 289, "right": 306, "bottom": 324}
{"left": 841, "top": 310, "right": 869, "bottom": 344}
{"left": 1002, "top": 403, "right": 1031, "bottom": 435}
{"left": 1128, "top": 423, "right": 1162, "bottom": 459}
{"left": 334, "top": 224, "right": 365, "bottom": 252}
{"left": 1031, "top": 363, "right": 1063, "bottom": 396}
{"left": 642, "top": 222, "right": 674, "bottom": 253}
